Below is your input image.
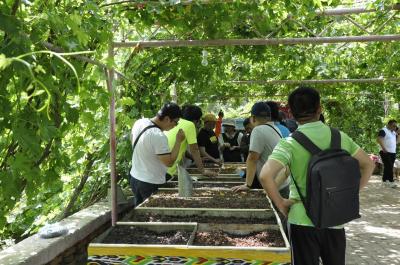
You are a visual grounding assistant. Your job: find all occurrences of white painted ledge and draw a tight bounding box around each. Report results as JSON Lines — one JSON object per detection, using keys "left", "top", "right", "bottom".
{"left": 0, "top": 200, "right": 132, "bottom": 265}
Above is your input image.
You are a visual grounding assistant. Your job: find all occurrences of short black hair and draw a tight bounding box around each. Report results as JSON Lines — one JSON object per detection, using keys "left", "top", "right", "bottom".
{"left": 288, "top": 86, "right": 320, "bottom": 120}
{"left": 278, "top": 111, "right": 286, "bottom": 122}
{"left": 265, "top": 101, "right": 280, "bottom": 122}
{"left": 251, "top": 101, "right": 271, "bottom": 119}
{"left": 388, "top": 119, "right": 397, "bottom": 125}
{"left": 157, "top": 102, "right": 182, "bottom": 120}
{"left": 181, "top": 104, "right": 203, "bottom": 122}
{"left": 243, "top": 117, "right": 250, "bottom": 127}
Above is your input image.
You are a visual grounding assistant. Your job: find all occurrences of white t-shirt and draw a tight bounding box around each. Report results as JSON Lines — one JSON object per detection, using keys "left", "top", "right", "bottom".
{"left": 379, "top": 127, "right": 397, "bottom": 153}
{"left": 130, "top": 118, "right": 171, "bottom": 184}
{"left": 249, "top": 123, "right": 290, "bottom": 190}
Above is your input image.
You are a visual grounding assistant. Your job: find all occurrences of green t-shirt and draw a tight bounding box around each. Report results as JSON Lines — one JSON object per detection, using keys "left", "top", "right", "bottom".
{"left": 269, "top": 121, "right": 360, "bottom": 227}
{"left": 165, "top": 118, "right": 198, "bottom": 175}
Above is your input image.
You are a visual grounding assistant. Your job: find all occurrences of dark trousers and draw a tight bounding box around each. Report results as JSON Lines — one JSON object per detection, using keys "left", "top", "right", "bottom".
{"left": 130, "top": 177, "right": 159, "bottom": 207}
{"left": 289, "top": 224, "right": 346, "bottom": 265}
{"left": 379, "top": 151, "right": 396, "bottom": 182}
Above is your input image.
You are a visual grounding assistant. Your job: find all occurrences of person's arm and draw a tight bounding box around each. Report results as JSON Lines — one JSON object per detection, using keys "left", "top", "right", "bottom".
{"left": 259, "top": 159, "right": 294, "bottom": 217}
{"left": 377, "top": 130, "right": 387, "bottom": 152}
{"left": 219, "top": 134, "right": 230, "bottom": 151}
{"left": 184, "top": 122, "right": 216, "bottom": 176}
{"left": 232, "top": 151, "right": 259, "bottom": 192}
{"left": 158, "top": 129, "right": 185, "bottom": 167}
{"left": 275, "top": 166, "right": 289, "bottom": 188}
{"left": 199, "top": 146, "right": 220, "bottom": 164}
{"left": 236, "top": 132, "right": 243, "bottom": 148}
{"left": 239, "top": 135, "right": 248, "bottom": 150}
{"left": 240, "top": 135, "right": 249, "bottom": 154}
{"left": 230, "top": 132, "right": 242, "bottom": 150}
{"left": 184, "top": 150, "right": 193, "bottom": 160}
{"left": 353, "top": 148, "right": 375, "bottom": 190}
{"left": 189, "top": 143, "right": 217, "bottom": 177}
{"left": 377, "top": 137, "right": 387, "bottom": 152}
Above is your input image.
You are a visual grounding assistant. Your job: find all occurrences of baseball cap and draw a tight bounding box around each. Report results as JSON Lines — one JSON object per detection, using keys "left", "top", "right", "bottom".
{"left": 251, "top": 102, "right": 271, "bottom": 117}
{"left": 203, "top": 113, "right": 217, "bottom": 122}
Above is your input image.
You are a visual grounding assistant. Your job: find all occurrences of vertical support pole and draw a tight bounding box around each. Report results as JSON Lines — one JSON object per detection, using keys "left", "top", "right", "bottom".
{"left": 106, "top": 43, "right": 118, "bottom": 226}
{"left": 171, "top": 83, "right": 178, "bottom": 104}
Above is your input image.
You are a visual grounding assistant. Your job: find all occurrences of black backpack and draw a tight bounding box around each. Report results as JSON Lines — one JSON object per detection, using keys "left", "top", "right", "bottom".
{"left": 291, "top": 127, "right": 361, "bottom": 228}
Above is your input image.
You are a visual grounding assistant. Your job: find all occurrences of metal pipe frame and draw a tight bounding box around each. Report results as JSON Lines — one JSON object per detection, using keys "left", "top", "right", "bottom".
{"left": 113, "top": 34, "right": 400, "bottom": 48}
{"left": 106, "top": 44, "right": 118, "bottom": 226}
{"left": 315, "top": 4, "right": 400, "bottom": 16}
{"left": 100, "top": 1, "right": 400, "bottom": 16}
{"left": 230, "top": 77, "right": 400, "bottom": 85}
{"left": 107, "top": 9, "right": 400, "bottom": 225}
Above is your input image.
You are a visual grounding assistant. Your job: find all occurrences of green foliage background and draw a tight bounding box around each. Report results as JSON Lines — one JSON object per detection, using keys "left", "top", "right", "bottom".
{"left": 0, "top": 0, "right": 399, "bottom": 247}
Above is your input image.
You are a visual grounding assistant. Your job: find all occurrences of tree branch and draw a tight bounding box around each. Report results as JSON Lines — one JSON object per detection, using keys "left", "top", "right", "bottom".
{"left": 34, "top": 140, "right": 53, "bottom": 167}
{"left": 0, "top": 142, "right": 18, "bottom": 170}
{"left": 11, "top": 0, "right": 20, "bottom": 16}
{"left": 59, "top": 153, "right": 96, "bottom": 219}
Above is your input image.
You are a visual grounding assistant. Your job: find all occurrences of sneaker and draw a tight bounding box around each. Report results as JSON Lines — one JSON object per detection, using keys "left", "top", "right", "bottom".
{"left": 383, "top": 181, "right": 389, "bottom": 187}
{"left": 389, "top": 182, "right": 397, "bottom": 188}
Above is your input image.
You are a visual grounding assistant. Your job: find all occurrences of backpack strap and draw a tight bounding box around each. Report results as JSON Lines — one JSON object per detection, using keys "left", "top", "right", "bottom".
{"left": 291, "top": 131, "right": 321, "bottom": 155}
{"left": 132, "top": 123, "right": 161, "bottom": 152}
{"left": 263, "top": 124, "right": 282, "bottom": 138}
{"left": 289, "top": 130, "right": 320, "bottom": 212}
{"left": 330, "top": 127, "right": 341, "bottom": 149}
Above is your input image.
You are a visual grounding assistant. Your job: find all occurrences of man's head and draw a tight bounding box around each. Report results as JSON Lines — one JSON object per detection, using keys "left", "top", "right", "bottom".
{"left": 157, "top": 102, "right": 182, "bottom": 130}
{"left": 250, "top": 101, "right": 271, "bottom": 125}
{"left": 203, "top": 113, "right": 217, "bottom": 131}
{"left": 387, "top": 119, "right": 398, "bottom": 131}
{"left": 265, "top": 101, "right": 280, "bottom": 122}
{"left": 243, "top": 117, "right": 253, "bottom": 134}
{"left": 223, "top": 120, "right": 236, "bottom": 134}
{"left": 288, "top": 86, "right": 321, "bottom": 122}
{"left": 182, "top": 104, "right": 203, "bottom": 129}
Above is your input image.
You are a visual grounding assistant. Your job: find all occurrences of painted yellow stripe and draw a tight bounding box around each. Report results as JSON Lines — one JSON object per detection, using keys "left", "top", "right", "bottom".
{"left": 88, "top": 245, "right": 291, "bottom": 262}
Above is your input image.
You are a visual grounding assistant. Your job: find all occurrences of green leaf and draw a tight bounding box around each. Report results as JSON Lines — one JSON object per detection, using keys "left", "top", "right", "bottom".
{"left": 34, "top": 65, "right": 46, "bottom": 74}
{"left": 11, "top": 153, "right": 32, "bottom": 175}
{"left": 0, "top": 54, "right": 12, "bottom": 70}
{"left": 0, "top": 14, "right": 21, "bottom": 34}
{"left": 30, "top": 89, "right": 46, "bottom": 98}
{"left": 81, "top": 111, "right": 95, "bottom": 126}
{"left": 120, "top": 97, "right": 135, "bottom": 106}
{"left": 13, "top": 122, "right": 41, "bottom": 157}
{"left": 38, "top": 124, "right": 58, "bottom": 141}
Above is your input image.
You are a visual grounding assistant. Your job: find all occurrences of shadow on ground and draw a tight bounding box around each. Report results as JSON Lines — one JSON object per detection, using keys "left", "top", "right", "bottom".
{"left": 346, "top": 175, "right": 400, "bottom": 265}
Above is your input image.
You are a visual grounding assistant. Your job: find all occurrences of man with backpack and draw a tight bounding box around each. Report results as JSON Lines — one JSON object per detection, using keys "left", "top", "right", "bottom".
{"left": 259, "top": 87, "right": 374, "bottom": 265}
{"left": 130, "top": 102, "right": 185, "bottom": 207}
